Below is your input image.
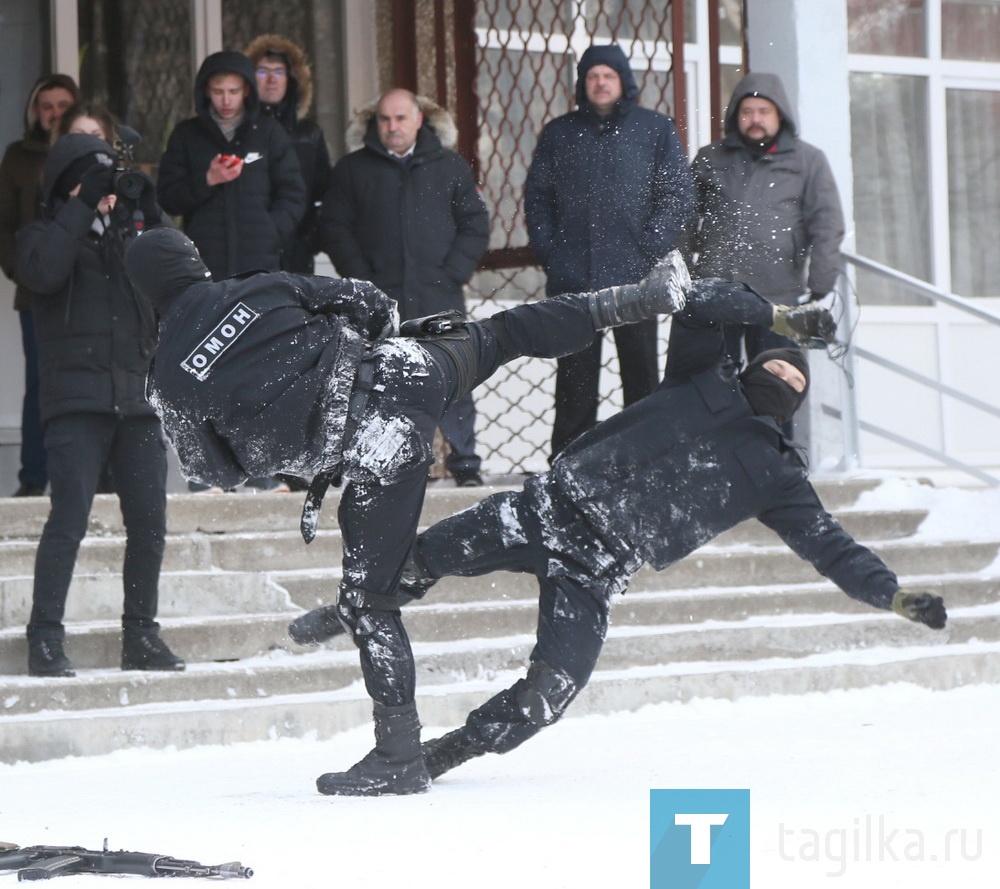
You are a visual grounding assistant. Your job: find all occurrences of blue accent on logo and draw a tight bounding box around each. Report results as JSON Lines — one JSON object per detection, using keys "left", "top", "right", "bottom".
{"left": 650, "top": 789, "right": 750, "bottom": 888}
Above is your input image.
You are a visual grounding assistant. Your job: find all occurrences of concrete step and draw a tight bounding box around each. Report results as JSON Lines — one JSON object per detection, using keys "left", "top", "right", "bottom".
{"left": 3, "top": 635, "right": 996, "bottom": 764}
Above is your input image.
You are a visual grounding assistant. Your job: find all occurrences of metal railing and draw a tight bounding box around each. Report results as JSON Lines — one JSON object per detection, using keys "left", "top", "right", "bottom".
{"left": 827, "top": 253, "right": 1000, "bottom": 486}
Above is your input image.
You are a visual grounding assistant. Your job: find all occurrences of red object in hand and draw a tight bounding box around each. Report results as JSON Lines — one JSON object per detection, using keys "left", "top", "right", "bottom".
{"left": 219, "top": 154, "right": 241, "bottom": 168}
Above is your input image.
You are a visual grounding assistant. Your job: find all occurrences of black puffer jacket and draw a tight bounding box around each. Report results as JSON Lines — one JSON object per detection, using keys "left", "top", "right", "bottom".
{"left": 16, "top": 133, "right": 163, "bottom": 424}
{"left": 244, "top": 34, "right": 332, "bottom": 275}
{"left": 524, "top": 44, "right": 695, "bottom": 295}
{"left": 125, "top": 228, "right": 397, "bottom": 488}
{"left": 321, "top": 97, "right": 489, "bottom": 320}
{"left": 546, "top": 284, "right": 898, "bottom": 610}
{"left": 157, "top": 51, "right": 306, "bottom": 278}
{"left": 689, "top": 72, "right": 845, "bottom": 302}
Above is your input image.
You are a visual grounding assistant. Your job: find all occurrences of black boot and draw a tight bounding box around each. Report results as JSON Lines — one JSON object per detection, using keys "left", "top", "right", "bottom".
{"left": 317, "top": 702, "right": 431, "bottom": 796}
{"left": 121, "top": 630, "right": 185, "bottom": 671}
{"left": 288, "top": 604, "right": 346, "bottom": 646}
{"left": 421, "top": 727, "right": 485, "bottom": 780}
{"left": 28, "top": 639, "right": 75, "bottom": 677}
{"left": 589, "top": 249, "right": 690, "bottom": 329}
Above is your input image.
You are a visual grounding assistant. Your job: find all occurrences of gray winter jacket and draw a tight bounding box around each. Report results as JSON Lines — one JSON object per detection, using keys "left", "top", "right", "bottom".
{"left": 689, "top": 73, "right": 845, "bottom": 302}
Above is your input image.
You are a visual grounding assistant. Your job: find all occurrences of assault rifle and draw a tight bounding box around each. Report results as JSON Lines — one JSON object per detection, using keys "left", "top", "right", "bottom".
{"left": 0, "top": 840, "right": 252, "bottom": 881}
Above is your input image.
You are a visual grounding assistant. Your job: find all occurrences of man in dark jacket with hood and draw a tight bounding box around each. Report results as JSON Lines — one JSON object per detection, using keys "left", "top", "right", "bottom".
{"left": 525, "top": 44, "right": 695, "bottom": 459}
{"left": 683, "top": 72, "right": 846, "bottom": 365}
{"left": 125, "top": 229, "right": 694, "bottom": 797}
{"left": 343, "top": 282, "right": 944, "bottom": 782}
{"left": 321, "top": 89, "right": 490, "bottom": 485}
{"left": 0, "top": 73, "right": 81, "bottom": 497}
{"left": 245, "top": 34, "right": 332, "bottom": 275}
{"left": 16, "top": 133, "right": 183, "bottom": 678}
{"left": 157, "top": 50, "right": 306, "bottom": 279}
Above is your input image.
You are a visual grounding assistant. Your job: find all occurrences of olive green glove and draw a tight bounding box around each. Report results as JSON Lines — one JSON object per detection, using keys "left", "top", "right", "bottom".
{"left": 892, "top": 590, "right": 947, "bottom": 629}
{"left": 772, "top": 303, "right": 838, "bottom": 346}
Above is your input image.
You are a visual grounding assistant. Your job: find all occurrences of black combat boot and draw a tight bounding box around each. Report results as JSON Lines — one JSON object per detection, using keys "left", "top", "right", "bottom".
{"left": 288, "top": 604, "right": 345, "bottom": 646}
{"left": 28, "top": 638, "right": 75, "bottom": 677}
{"left": 121, "top": 630, "right": 185, "bottom": 671}
{"left": 421, "top": 727, "right": 485, "bottom": 780}
{"left": 316, "top": 702, "right": 431, "bottom": 796}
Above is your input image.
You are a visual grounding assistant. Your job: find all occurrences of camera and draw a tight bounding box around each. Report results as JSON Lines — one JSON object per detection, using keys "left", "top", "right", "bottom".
{"left": 111, "top": 136, "right": 150, "bottom": 201}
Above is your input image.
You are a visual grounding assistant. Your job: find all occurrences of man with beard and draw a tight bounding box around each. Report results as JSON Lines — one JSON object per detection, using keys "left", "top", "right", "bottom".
{"left": 293, "top": 278, "right": 945, "bottom": 783}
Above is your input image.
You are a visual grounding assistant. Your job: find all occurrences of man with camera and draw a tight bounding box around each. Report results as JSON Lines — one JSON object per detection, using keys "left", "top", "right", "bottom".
{"left": 15, "top": 132, "right": 184, "bottom": 678}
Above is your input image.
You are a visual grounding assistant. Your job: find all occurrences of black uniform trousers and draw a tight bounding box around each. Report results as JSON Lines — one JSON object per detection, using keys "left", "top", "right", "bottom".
{"left": 28, "top": 413, "right": 167, "bottom": 643}
{"left": 413, "top": 479, "right": 630, "bottom": 753}
{"left": 335, "top": 295, "right": 604, "bottom": 709}
{"left": 551, "top": 317, "right": 658, "bottom": 459}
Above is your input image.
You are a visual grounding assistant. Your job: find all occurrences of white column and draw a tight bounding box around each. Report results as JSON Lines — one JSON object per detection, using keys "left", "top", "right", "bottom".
{"left": 49, "top": 0, "right": 79, "bottom": 81}
{"left": 343, "top": 3, "right": 379, "bottom": 125}
{"left": 190, "top": 0, "right": 223, "bottom": 76}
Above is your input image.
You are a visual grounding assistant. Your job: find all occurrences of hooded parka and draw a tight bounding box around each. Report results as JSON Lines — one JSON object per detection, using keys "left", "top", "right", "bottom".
{"left": 320, "top": 96, "right": 489, "bottom": 321}
{"left": 689, "top": 72, "right": 845, "bottom": 302}
{"left": 16, "top": 133, "right": 163, "bottom": 424}
{"left": 524, "top": 44, "right": 695, "bottom": 295}
{"left": 244, "top": 35, "right": 332, "bottom": 274}
{"left": 157, "top": 51, "right": 306, "bottom": 279}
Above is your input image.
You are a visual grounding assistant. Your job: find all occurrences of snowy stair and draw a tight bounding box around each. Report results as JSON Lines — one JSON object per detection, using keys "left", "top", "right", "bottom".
{"left": 1, "top": 477, "right": 999, "bottom": 763}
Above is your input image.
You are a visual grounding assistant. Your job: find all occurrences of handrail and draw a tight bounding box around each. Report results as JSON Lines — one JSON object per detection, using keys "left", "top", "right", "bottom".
{"left": 830, "top": 253, "right": 1000, "bottom": 485}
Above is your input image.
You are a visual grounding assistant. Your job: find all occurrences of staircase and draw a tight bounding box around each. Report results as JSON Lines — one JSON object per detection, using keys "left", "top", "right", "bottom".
{"left": 1, "top": 477, "right": 998, "bottom": 764}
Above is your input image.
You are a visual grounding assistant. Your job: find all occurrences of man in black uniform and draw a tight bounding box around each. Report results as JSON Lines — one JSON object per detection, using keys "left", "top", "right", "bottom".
{"left": 295, "top": 279, "right": 947, "bottom": 783}
{"left": 128, "top": 231, "right": 765, "bottom": 795}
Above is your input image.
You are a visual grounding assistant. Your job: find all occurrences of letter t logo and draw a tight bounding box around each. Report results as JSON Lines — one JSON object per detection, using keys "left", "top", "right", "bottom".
{"left": 674, "top": 813, "right": 729, "bottom": 864}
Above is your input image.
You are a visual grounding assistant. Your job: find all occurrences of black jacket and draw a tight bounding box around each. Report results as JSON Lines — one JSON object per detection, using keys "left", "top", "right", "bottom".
{"left": 125, "top": 228, "right": 397, "bottom": 488}
{"left": 546, "top": 285, "right": 898, "bottom": 610}
{"left": 17, "top": 134, "right": 163, "bottom": 424}
{"left": 525, "top": 44, "right": 695, "bottom": 295}
{"left": 157, "top": 51, "right": 306, "bottom": 279}
{"left": 321, "top": 99, "right": 489, "bottom": 320}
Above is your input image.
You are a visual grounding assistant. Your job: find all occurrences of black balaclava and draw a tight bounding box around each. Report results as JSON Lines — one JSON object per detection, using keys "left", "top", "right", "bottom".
{"left": 739, "top": 348, "right": 810, "bottom": 426}
{"left": 124, "top": 227, "right": 212, "bottom": 314}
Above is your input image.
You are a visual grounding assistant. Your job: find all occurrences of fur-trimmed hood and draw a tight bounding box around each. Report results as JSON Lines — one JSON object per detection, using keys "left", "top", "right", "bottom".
{"left": 244, "top": 33, "right": 314, "bottom": 120}
{"left": 345, "top": 95, "right": 458, "bottom": 154}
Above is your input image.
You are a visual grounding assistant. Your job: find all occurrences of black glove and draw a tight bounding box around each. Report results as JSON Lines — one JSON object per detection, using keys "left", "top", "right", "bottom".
{"left": 77, "top": 163, "right": 114, "bottom": 209}
{"left": 772, "top": 303, "right": 838, "bottom": 346}
{"left": 135, "top": 172, "right": 161, "bottom": 225}
{"left": 807, "top": 291, "right": 829, "bottom": 303}
{"left": 892, "top": 590, "right": 947, "bottom": 629}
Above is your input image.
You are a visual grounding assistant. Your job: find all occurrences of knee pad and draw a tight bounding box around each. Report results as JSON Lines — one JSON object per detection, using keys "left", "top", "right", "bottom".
{"left": 515, "top": 660, "right": 578, "bottom": 726}
{"left": 336, "top": 584, "right": 402, "bottom": 638}
{"left": 429, "top": 335, "right": 477, "bottom": 396}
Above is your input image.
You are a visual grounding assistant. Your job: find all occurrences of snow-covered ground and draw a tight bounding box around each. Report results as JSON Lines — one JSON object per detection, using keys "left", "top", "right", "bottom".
{"left": 1, "top": 684, "right": 996, "bottom": 887}
{"left": 3, "top": 478, "right": 1000, "bottom": 887}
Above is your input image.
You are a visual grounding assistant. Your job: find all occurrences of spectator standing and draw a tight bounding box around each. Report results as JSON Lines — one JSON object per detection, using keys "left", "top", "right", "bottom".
{"left": 525, "top": 44, "right": 695, "bottom": 459}
{"left": 0, "top": 74, "right": 81, "bottom": 497}
{"left": 157, "top": 50, "right": 306, "bottom": 280}
{"left": 322, "top": 89, "right": 490, "bottom": 486}
{"left": 683, "top": 71, "right": 845, "bottom": 364}
{"left": 244, "top": 34, "right": 332, "bottom": 275}
{"left": 17, "top": 133, "right": 183, "bottom": 677}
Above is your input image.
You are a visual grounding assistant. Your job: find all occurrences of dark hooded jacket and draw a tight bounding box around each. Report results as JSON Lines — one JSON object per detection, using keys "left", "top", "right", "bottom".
{"left": 244, "top": 35, "right": 332, "bottom": 274}
{"left": 16, "top": 133, "right": 163, "bottom": 423}
{"left": 542, "top": 281, "right": 897, "bottom": 611}
{"left": 524, "top": 44, "right": 695, "bottom": 295}
{"left": 689, "top": 72, "right": 845, "bottom": 302}
{"left": 125, "top": 227, "right": 397, "bottom": 488}
{"left": 156, "top": 51, "right": 306, "bottom": 279}
{"left": 0, "top": 73, "right": 81, "bottom": 311}
{"left": 320, "top": 95, "right": 489, "bottom": 320}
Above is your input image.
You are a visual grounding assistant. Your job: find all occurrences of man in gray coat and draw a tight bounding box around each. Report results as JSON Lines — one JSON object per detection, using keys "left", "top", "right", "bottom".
{"left": 683, "top": 72, "right": 845, "bottom": 365}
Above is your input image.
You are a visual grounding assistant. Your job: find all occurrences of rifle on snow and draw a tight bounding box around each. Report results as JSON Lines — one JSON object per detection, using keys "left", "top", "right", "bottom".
{"left": 0, "top": 839, "right": 252, "bottom": 881}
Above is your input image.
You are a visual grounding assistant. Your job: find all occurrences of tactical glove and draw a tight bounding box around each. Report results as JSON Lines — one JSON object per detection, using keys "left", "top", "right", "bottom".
{"left": 892, "top": 590, "right": 947, "bottom": 629}
{"left": 77, "top": 163, "right": 114, "bottom": 209}
{"left": 772, "top": 303, "right": 838, "bottom": 346}
{"left": 590, "top": 249, "right": 690, "bottom": 329}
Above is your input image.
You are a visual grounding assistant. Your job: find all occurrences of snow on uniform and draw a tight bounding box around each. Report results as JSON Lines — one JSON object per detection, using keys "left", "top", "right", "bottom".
{"left": 412, "top": 280, "right": 900, "bottom": 756}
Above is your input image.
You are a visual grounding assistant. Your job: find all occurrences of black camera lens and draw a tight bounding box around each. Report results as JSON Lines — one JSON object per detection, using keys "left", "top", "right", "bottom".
{"left": 115, "top": 169, "right": 146, "bottom": 201}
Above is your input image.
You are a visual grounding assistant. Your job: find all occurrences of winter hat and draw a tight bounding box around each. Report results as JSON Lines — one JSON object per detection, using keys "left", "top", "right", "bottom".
{"left": 54, "top": 151, "right": 111, "bottom": 199}
{"left": 574, "top": 44, "right": 640, "bottom": 107}
{"left": 739, "top": 348, "right": 810, "bottom": 426}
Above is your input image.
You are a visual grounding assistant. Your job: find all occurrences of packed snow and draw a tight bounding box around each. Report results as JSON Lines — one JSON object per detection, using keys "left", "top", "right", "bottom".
{"left": 2, "top": 476, "right": 999, "bottom": 887}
